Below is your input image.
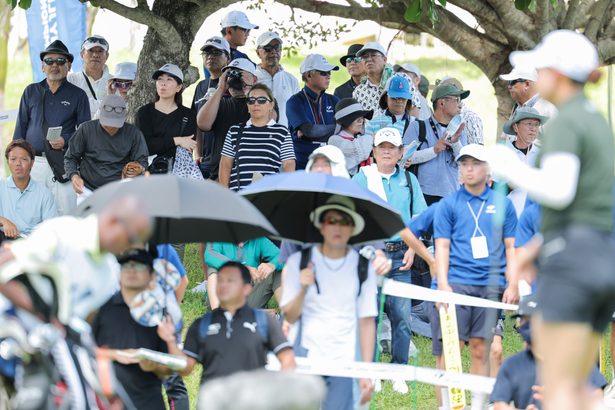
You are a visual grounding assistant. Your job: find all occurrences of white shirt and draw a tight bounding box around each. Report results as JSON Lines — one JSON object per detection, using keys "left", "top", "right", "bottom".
{"left": 502, "top": 93, "right": 558, "bottom": 142}
{"left": 7, "top": 215, "right": 119, "bottom": 321}
{"left": 280, "top": 246, "right": 377, "bottom": 361}
{"left": 67, "top": 66, "right": 112, "bottom": 119}
{"left": 255, "top": 65, "right": 300, "bottom": 127}
{"left": 504, "top": 139, "right": 540, "bottom": 217}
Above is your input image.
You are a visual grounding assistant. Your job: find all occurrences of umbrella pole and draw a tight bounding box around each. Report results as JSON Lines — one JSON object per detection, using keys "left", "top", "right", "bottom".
{"left": 370, "top": 288, "right": 387, "bottom": 410}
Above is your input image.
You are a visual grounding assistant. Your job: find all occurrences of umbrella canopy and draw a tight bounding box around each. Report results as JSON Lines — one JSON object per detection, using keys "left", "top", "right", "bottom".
{"left": 73, "top": 175, "right": 277, "bottom": 244}
{"left": 240, "top": 171, "right": 404, "bottom": 245}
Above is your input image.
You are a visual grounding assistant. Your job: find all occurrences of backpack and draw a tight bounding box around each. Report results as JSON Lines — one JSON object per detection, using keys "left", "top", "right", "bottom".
{"left": 408, "top": 120, "right": 427, "bottom": 177}
{"left": 299, "top": 246, "right": 369, "bottom": 296}
{"left": 198, "top": 308, "right": 269, "bottom": 344}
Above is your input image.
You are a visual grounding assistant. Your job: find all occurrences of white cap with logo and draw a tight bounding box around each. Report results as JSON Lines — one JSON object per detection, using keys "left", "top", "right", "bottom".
{"left": 300, "top": 54, "right": 339, "bottom": 74}
{"left": 373, "top": 127, "right": 402, "bottom": 147}
{"left": 356, "top": 42, "right": 386, "bottom": 57}
{"left": 510, "top": 30, "right": 598, "bottom": 83}
{"left": 220, "top": 10, "right": 259, "bottom": 30}
{"left": 455, "top": 143, "right": 488, "bottom": 162}
{"left": 499, "top": 66, "right": 538, "bottom": 82}
{"left": 257, "top": 31, "right": 282, "bottom": 48}
{"left": 200, "top": 36, "right": 231, "bottom": 54}
{"left": 222, "top": 58, "right": 257, "bottom": 77}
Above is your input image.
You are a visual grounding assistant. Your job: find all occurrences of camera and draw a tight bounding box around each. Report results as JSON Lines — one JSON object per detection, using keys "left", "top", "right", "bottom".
{"left": 226, "top": 68, "right": 244, "bottom": 90}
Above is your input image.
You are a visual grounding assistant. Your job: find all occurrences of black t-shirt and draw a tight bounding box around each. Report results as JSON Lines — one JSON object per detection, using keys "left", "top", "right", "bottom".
{"left": 135, "top": 102, "right": 197, "bottom": 159}
{"left": 490, "top": 349, "right": 606, "bottom": 408}
{"left": 92, "top": 292, "right": 168, "bottom": 410}
{"left": 183, "top": 305, "right": 290, "bottom": 384}
{"left": 191, "top": 77, "right": 220, "bottom": 166}
{"left": 209, "top": 96, "right": 250, "bottom": 180}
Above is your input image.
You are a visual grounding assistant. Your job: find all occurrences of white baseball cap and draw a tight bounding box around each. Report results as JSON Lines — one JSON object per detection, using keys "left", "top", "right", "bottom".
{"left": 510, "top": 30, "right": 598, "bottom": 83}
{"left": 82, "top": 35, "right": 109, "bottom": 51}
{"left": 220, "top": 10, "right": 259, "bottom": 30}
{"left": 455, "top": 143, "right": 487, "bottom": 162}
{"left": 200, "top": 36, "right": 230, "bottom": 54}
{"left": 222, "top": 58, "right": 257, "bottom": 77}
{"left": 152, "top": 63, "right": 183, "bottom": 83}
{"left": 111, "top": 62, "right": 137, "bottom": 81}
{"left": 356, "top": 42, "right": 386, "bottom": 57}
{"left": 374, "top": 127, "right": 402, "bottom": 147}
{"left": 300, "top": 54, "right": 339, "bottom": 74}
{"left": 499, "top": 66, "right": 538, "bottom": 82}
{"left": 257, "top": 31, "right": 282, "bottom": 48}
{"left": 394, "top": 63, "right": 421, "bottom": 77}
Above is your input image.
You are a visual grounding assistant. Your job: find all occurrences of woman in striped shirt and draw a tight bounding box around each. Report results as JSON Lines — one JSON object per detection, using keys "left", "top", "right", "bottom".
{"left": 219, "top": 84, "right": 296, "bottom": 191}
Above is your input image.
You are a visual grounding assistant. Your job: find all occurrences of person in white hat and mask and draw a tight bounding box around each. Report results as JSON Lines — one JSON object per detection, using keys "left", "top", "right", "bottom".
{"left": 220, "top": 10, "right": 258, "bottom": 62}
{"left": 107, "top": 62, "right": 137, "bottom": 100}
{"left": 488, "top": 29, "right": 615, "bottom": 410}
{"left": 255, "top": 31, "right": 300, "bottom": 127}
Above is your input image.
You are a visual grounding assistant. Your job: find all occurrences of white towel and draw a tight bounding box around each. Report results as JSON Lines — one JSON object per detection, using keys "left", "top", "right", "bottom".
{"left": 362, "top": 164, "right": 387, "bottom": 201}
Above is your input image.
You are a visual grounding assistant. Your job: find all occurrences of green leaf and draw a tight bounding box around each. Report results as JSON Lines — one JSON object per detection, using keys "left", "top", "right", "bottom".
{"left": 549, "top": 0, "right": 557, "bottom": 8}
{"left": 514, "top": 0, "right": 533, "bottom": 10}
{"left": 18, "top": 0, "right": 32, "bottom": 9}
{"left": 90, "top": 0, "right": 100, "bottom": 7}
{"left": 428, "top": 2, "right": 439, "bottom": 24}
{"left": 404, "top": 0, "right": 422, "bottom": 23}
{"left": 437, "top": 0, "right": 446, "bottom": 6}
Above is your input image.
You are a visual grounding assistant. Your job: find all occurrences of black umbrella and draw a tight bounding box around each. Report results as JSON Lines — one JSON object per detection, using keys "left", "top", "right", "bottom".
{"left": 240, "top": 171, "right": 405, "bottom": 245}
{"left": 73, "top": 175, "right": 277, "bottom": 244}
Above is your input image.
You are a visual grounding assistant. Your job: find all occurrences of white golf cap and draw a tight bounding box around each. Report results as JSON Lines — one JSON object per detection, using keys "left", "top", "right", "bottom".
{"left": 373, "top": 127, "right": 402, "bottom": 147}
{"left": 455, "top": 143, "right": 487, "bottom": 162}
{"left": 82, "top": 35, "right": 109, "bottom": 51}
{"left": 356, "top": 42, "right": 386, "bottom": 57}
{"left": 499, "top": 66, "right": 538, "bottom": 82}
{"left": 257, "top": 31, "right": 282, "bottom": 47}
{"left": 200, "top": 36, "right": 230, "bottom": 54}
{"left": 394, "top": 63, "right": 420, "bottom": 77}
{"left": 222, "top": 58, "right": 257, "bottom": 77}
{"left": 220, "top": 10, "right": 259, "bottom": 30}
{"left": 152, "top": 63, "right": 184, "bottom": 83}
{"left": 111, "top": 62, "right": 137, "bottom": 81}
{"left": 300, "top": 54, "right": 339, "bottom": 74}
{"left": 510, "top": 30, "right": 598, "bottom": 83}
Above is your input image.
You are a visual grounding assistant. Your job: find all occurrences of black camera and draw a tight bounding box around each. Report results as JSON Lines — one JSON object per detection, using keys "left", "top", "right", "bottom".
{"left": 227, "top": 68, "right": 244, "bottom": 90}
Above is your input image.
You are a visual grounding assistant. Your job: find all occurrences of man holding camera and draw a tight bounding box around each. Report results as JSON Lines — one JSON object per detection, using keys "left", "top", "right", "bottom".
{"left": 196, "top": 58, "right": 257, "bottom": 182}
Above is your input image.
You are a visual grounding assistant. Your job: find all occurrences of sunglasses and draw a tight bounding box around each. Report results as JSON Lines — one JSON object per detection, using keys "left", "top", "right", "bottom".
{"left": 262, "top": 45, "right": 281, "bottom": 53}
{"left": 102, "top": 105, "right": 126, "bottom": 113}
{"left": 347, "top": 57, "right": 362, "bottom": 64}
{"left": 315, "top": 70, "right": 331, "bottom": 77}
{"left": 43, "top": 57, "right": 68, "bottom": 66}
{"left": 84, "top": 36, "right": 109, "bottom": 47}
{"left": 113, "top": 81, "right": 133, "bottom": 89}
{"left": 508, "top": 78, "right": 526, "bottom": 87}
{"left": 324, "top": 215, "right": 353, "bottom": 227}
{"left": 247, "top": 96, "right": 272, "bottom": 105}
{"left": 121, "top": 261, "right": 150, "bottom": 272}
{"left": 202, "top": 49, "right": 225, "bottom": 57}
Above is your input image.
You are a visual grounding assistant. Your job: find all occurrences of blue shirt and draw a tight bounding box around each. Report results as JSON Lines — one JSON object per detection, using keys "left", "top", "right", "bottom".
{"left": 365, "top": 111, "right": 412, "bottom": 137}
{"left": 286, "top": 86, "right": 339, "bottom": 170}
{"left": 515, "top": 201, "right": 541, "bottom": 248}
{"left": 434, "top": 185, "right": 517, "bottom": 286}
{"left": 353, "top": 166, "right": 427, "bottom": 241}
{"left": 408, "top": 202, "right": 438, "bottom": 237}
{"left": 0, "top": 176, "right": 57, "bottom": 236}
{"left": 404, "top": 118, "right": 467, "bottom": 197}
{"left": 156, "top": 244, "right": 186, "bottom": 277}
{"left": 13, "top": 79, "right": 91, "bottom": 153}
{"left": 230, "top": 48, "right": 253, "bottom": 64}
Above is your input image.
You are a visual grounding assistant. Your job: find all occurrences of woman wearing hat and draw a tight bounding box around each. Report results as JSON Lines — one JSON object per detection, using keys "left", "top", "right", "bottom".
{"left": 107, "top": 62, "right": 137, "bottom": 100}
{"left": 503, "top": 106, "right": 547, "bottom": 165}
{"left": 135, "top": 63, "right": 197, "bottom": 172}
{"left": 327, "top": 98, "right": 374, "bottom": 176}
{"left": 365, "top": 74, "right": 416, "bottom": 138}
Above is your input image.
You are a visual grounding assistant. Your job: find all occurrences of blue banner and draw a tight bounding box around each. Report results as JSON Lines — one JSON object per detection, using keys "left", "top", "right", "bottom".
{"left": 26, "top": 0, "right": 86, "bottom": 82}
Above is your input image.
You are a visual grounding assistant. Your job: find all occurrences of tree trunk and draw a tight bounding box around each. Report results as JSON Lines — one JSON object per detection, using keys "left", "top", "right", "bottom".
{"left": 494, "top": 81, "right": 514, "bottom": 142}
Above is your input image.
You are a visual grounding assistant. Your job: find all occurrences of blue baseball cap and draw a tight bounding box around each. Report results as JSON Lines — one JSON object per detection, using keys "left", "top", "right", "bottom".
{"left": 386, "top": 75, "right": 412, "bottom": 99}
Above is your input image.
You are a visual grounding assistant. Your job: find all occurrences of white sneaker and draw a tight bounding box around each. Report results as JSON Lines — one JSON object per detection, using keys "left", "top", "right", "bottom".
{"left": 392, "top": 378, "right": 409, "bottom": 394}
{"left": 374, "top": 379, "right": 382, "bottom": 393}
{"left": 190, "top": 281, "right": 207, "bottom": 293}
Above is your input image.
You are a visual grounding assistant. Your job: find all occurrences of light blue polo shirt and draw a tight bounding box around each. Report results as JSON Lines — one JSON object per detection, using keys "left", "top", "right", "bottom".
{"left": 434, "top": 185, "right": 517, "bottom": 286}
{"left": 404, "top": 118, "right": 467, "bottom": 197}
{"left": 0, "top": 176, "right": 57, "bottom": 236}
{"left": 353, "top": 165, "right": 427, "bottom": 241}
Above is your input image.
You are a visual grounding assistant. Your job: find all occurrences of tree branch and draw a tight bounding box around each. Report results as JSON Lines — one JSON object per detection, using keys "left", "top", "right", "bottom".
{"left": 136, "top": 0, "right": 148, "bottom": 10}
{"left": 585, "top": 0, "right": 611, "bottom": 41}
{"left": 597, "top": 37, "right": 615, "bottom": 64}
{"left": 448, "top": 0, "right": 508, "bottom": 44}
{"left": 562, "top": 0, "right": 581, "bottom": 29}
{"left": 535, "top": 0, "right": 555, "bottom": 37}
{"left": 485, "top": 0, "right": 536, "bottom": 49}
{"left": 96, "top": 0, "right": 181, "bottom": 46}
{"left": 574, "top": 0, "right": 600, "bottom": 30}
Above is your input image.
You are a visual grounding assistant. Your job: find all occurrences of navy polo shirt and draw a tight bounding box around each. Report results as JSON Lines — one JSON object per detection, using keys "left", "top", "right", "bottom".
{"left": 491, "top": 349, "right": 606, "bottom": 408}
{"left": 408, "top": 202, "right": 439, "bottom": 237}
{"left": 286, "top": 86, "right": 339, "bottom": 169}
{"left": 434, "top": 185, "right": 517, "bottom": 287}
{"left": 13, "top": 79, "right": 91, "bottom": 154}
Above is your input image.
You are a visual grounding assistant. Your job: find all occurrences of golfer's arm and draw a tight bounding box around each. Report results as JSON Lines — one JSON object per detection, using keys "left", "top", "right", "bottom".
{"left": 358, "top": 317, "right": 376, "bottom": 362}
{"left": 218, "top": 156, "right": 233, "bottom": 188}
{"left": 435, "top": 238, "right": 451, "bottom": 287}
{"left": 400, "top": 228, "right": 435, "bottom": 272}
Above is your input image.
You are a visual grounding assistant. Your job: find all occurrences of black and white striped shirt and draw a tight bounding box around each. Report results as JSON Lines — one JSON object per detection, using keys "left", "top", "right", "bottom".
{"left": 221, "top": 120, "right": 295, "bottom": 191}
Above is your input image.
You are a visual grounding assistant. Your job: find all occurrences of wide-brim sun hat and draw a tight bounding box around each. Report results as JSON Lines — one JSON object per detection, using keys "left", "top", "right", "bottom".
{"left": 503, "top": 106, "right": 549, "bottom": 135}
{"left": 310, "top": 195, "right": 365, "bottom": 237}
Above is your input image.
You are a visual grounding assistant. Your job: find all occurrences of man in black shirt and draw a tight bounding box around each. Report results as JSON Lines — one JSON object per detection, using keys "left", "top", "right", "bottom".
{"left": 93, "top": 249, "right": 178, "bottom": 410}
{"left": 180, "top": 261, "right": 295, "bottom": 385}
{"left": 334, "top": 44, "right": 365, "bottom": 100}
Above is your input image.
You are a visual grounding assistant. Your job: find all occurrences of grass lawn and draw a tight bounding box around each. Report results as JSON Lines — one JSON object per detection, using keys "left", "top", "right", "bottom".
{"left": 179, "top": 244, "right": 613, "bottom": 410}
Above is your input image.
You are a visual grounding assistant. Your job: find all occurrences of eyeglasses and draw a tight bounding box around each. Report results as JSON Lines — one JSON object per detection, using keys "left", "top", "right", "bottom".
{"left": 261, "top": 45, "right": 281, "bottom": 53}
{"left": 324, "top": 215, "right": 353, "bottom": 227}
{"left": 202, "top": 49, "right": 225, "bottom": 57}
{"left": 347, "top": 57, "right": 362, "bottom": 64}
{"left": 43, "top": 58, "right": 68, "bottom": 66}
{"left": 315, "top": 70, "right": 331, "bottom": 77}
{"left": 508, "top": 78, "right": 526, "bottom": 87}
{"left": 113, "top": 81, "right": 132, "bottom": 89}
{"left": 443, "top": 96, "right": 460, "bottom": 103}
{"left": 102, "top": 105, "right": 126, "bottom": 113}
{"left": 247, "top": 96, "right": 272, "bottom": 105}
{"left": 121, "top": 261, "right": 150, "bottom": 272}
{"left": 518, "top": 120, "right": 540, "bottom": 129}
{"left": 361, "top": 52, "right": 383, "bottom": 60}
{"left": 84, "top": 36, "right": 109, "bottom": 47}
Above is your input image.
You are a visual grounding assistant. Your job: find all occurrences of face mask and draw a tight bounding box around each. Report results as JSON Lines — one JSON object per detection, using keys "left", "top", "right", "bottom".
{"left": 516, "top": 320, "right": 532, "bottom": 345}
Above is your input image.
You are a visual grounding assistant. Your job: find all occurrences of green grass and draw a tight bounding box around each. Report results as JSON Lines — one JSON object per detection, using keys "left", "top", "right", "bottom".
{"left": 178, "top": 244, "right": 612, "bottom": 410}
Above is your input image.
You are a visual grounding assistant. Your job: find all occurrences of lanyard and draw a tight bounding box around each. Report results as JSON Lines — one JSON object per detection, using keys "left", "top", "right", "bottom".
{"left": 428, "top": 118, "right": 441, "bottom": 139}
{"left": 466, "top": 200, "right": 486, "bottom": 237}
{"left": 303, "top": 90, "right": 325, "bottom": 125}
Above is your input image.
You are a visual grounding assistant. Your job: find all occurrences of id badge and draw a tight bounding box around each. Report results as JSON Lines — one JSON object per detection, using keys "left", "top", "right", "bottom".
{"left": 470, "top": 236, "right": 489, "bottom": 259}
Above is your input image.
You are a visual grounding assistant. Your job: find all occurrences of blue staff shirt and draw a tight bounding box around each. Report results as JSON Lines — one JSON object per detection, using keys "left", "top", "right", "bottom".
{"left": 434, "top": 185, "right": 517, "bottom": 287}
{"left": 0, "top": 176, "right": 57, "bottom": 236}
{"left": 13, "top": 79, "right": 91, "bottom": 154}
{"left": 515, "top": 201, "right": 541, "bottom": 248}
{"left": 408, "top": 202, "right": 439, "bottom": 238}
{"left": 354, "top": 166, "right": 427, "bottom": 242}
